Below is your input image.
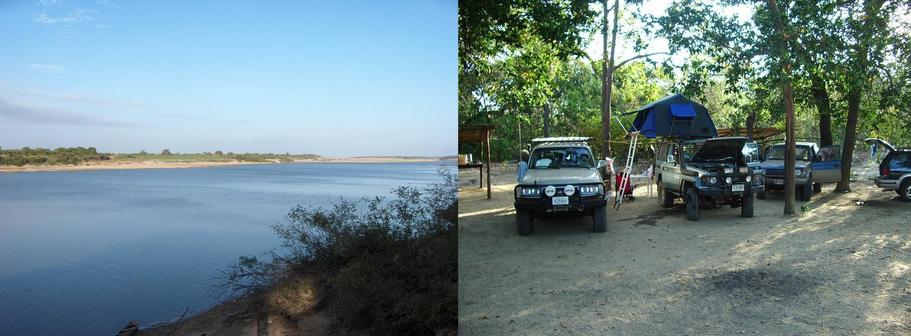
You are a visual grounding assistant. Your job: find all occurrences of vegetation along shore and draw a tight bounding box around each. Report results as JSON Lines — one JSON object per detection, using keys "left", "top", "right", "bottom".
{"left": 0, "top": 147, "right": 449, "bottom": 173}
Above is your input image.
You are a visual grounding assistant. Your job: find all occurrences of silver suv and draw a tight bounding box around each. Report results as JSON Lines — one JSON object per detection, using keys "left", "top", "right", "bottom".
{"left": 513, "top": 137, "right": 608, "bottom": 235}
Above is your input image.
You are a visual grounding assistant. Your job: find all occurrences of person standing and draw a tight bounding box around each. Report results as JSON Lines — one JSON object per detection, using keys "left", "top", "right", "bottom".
{"left": 517, "top": 149, "right": 530, "bottom": 182}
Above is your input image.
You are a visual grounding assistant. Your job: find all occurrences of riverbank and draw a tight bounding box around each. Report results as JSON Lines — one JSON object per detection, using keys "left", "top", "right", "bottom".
{"left": 0, "top": 156, "right": 447, "bottom": 173}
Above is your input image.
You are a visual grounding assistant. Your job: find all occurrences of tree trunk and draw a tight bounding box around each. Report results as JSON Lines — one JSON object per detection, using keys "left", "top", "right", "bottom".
{"left": 746, "top": 111, "right": 756, "bottom": 139}
{"left": 768, "top": 0, "right": 797, "bottom": 215}
{"left": 835, "top": 0, "right": 883, "bottom": 192}
{"left": 600, "top": 0, "right": 610, "bottom": 158}
{"left": 835, "top": 90, "right": 860, "bottom": 192}
{"left": 601, "top": 0, "right": 620, "bottom": 159}
{"left": 811, "top": 75, "right": 834, "bottom": 147}
{"left": 543, "top": 104, "right": 551, "bottom": 137}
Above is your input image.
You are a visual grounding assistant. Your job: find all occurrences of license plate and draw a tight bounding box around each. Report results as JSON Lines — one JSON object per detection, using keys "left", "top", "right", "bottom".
{"left": 771, "top": 179, "right": 784, "bottom": 185}
{"left": 552, "top": 196, "right": 569, "bottom": 205}
{"left": 732, "top": 184, "right": 745, "bottom": 192}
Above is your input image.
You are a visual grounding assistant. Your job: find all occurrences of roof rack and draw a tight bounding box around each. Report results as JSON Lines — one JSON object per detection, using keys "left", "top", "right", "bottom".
{"left": 531, "top": 137, "right": 592, "bottom": 143}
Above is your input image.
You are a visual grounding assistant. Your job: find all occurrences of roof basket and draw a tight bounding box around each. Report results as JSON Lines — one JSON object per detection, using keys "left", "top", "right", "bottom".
{"left": 531, "top": 137, "right": 592, "bottom": 143}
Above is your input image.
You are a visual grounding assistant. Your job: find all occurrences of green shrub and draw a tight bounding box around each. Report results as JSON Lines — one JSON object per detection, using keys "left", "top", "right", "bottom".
{"left": 222, "top": 170, "right": 457, "bottom": 335}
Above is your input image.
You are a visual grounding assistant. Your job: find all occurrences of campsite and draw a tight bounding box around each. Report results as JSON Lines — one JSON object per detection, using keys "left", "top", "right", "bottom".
{"left": 458, "top": 162, "right": 911, "bottom": 335}
{"left": 458, "top": 0, "right": 911, "bottom": 333}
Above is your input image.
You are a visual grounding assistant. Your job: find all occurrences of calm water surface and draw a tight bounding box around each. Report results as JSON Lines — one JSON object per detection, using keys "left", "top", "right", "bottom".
{"left": 0, "top": 162, "right": 450, "bottom": 336}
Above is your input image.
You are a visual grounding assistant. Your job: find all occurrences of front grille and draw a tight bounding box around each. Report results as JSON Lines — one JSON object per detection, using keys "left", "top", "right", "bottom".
{"left": 765, "top": 169, "right": 784, "bottom": 176}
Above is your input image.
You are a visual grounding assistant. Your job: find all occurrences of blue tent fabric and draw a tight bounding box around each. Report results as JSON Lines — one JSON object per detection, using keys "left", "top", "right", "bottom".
{"left": 640, "top": 109, "right": 657, "bottom": 138}
{"left": 628, "top": 94, "right": 717, "bottom": 139}
{"left": 670, "top": 103, "right": 697, "bottom": 118}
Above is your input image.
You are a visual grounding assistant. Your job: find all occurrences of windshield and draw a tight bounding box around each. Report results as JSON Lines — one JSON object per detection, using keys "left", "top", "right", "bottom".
{"left": 766, "top": 145, "right": 811, "bottom": 161}
{"left": 530, "top": 147, "right": 595, "bottom": 169}
{"left": 690, "top": 140, "right": 746, "bottom": 164}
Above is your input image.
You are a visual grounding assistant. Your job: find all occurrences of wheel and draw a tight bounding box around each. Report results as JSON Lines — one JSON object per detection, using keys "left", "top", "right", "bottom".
{"left": 899, "top": 180, "right": 911, "bottom": 202}
{"left": 592, "top": 207, "right": 607, "bottom": 232}
{"left": 813, "top": 183, "right": 822, "bottom": 193}
{"left": 685, "top": 187, "right": 700, "bottom": 221}
{"left": 741, "top": 192, "right": 754, "bottom": 217}
{"left": 799, "top": 179, "right": 812, "bottom": 201}
{"left": 757, "top": 189, "right": 767, "bottom": 199}
{"left": 517, "top": 210, "right": 533, "bottom": 235}
{"left": 658, "top": 182, "right": 674, "bottom": 208}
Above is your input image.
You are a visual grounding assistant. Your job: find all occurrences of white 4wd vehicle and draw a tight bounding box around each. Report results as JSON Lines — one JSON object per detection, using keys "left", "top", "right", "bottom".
{"left": 513, "top": 137, "right": 608, "bottom": 235}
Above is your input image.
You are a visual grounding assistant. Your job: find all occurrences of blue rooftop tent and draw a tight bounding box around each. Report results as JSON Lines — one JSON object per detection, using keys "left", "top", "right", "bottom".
{"left": 626, "top": 94, "right": 717, "bottom": 139}
{"left": 614, "top": 94, "right": 717, "bottom": 210}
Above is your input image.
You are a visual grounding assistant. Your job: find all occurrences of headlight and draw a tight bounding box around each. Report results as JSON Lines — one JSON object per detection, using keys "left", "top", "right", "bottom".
{"left": 517, "top": 186, "right": 541, "bottom": 198}
{"left": 795, "top": 169, "right": 805, "bottom": 176}
{"left": 725, "top": 177, "right": 733, "bottom": 184}
{"left": 746, "top": 175, "right": 752, "bottom": 182}
{"left": 564, "top": 185, "right": 576, "bottom": 196}
{"left": 544, "top": 185, "right": 556, "bottom": 197}
{"left": 579, "top": 184, "right": 604, "bottom": 196}
{"left": 709, "top": 176, "right": 717, "bottom": 184}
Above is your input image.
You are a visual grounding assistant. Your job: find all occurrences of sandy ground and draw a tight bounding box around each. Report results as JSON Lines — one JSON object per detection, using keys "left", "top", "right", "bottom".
{"left": 0, "top": 157, "right": 445, "bottom": 173}
{"left": 459, "top": 163, "right": 911, "bottom": 335}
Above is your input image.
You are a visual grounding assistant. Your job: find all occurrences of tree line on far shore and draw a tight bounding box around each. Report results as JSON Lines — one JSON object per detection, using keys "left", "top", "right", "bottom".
{"left": 0, "top": 146, "right": 321, "bottom": 166}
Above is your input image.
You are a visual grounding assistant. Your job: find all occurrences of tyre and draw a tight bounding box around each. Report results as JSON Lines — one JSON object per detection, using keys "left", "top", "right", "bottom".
{"left": 899, "top": 180, "right": 911, "bottom": 202}
{"left": 741, "top": 192, "right": 754, "bottom": 217}
{"left": 685, "top": 187, "right": 700, "bottom": 221}
{"left": 592, "top": 207, "right": 607, "bottom": 232}
{"left": 757, "top": 189, "right": 767, "bottom": 199}
{"left": 799, "top": 179, "right": 812, "bottom": 201}
{"left": 517, "top": 210, "right": 533, "bottom": 235}
{"left": 658, "top": 182, "right": 674, "bottom": 208}
{"left": 813, "top": 183, "right": 822, "bottom": 193}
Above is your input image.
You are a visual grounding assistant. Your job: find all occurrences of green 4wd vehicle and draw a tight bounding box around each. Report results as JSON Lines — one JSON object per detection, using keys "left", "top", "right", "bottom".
{"left": 655, "top": 137, "right": 765, "bottom": 221}
{"left": 514, "top": 137, "right": 608, "bottom": 235}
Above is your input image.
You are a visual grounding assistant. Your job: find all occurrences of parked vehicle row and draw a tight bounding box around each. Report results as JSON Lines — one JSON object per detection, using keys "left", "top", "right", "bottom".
{"left": 510, "top": 136, "right": 909, "bottom": 236}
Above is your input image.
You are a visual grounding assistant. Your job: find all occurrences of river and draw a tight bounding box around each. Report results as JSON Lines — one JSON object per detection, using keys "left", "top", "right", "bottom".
{"left": 0, "top": 161, "right": 450, "bottom": 335}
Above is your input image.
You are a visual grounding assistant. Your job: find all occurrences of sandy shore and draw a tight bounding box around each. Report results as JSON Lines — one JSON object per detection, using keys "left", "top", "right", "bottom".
{"left": 459, "top": 163, "right": 910, "bottom": 335}
{"left": 0, "top": 157, "right": 447, "bottom": 173}
{"left": 294, "top": 157, "right": 447, "bottom": 163}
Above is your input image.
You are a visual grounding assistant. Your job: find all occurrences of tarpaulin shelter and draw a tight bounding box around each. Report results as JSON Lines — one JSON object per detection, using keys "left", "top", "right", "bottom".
{"left": 626, "top": 94, "right": 717, "bottom": 139}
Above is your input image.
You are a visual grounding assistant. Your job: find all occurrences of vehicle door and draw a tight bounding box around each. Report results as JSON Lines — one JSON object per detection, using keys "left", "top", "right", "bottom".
{"left": 657, "top": 143, "right": 682, "bottom": 192}
{"left": 811, "top": 145, "right": 842, "bottom": 183}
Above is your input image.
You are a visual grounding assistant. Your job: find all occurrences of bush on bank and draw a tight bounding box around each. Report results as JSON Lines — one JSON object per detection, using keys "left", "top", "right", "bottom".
{"left": 222, "top": 169, "right": 457, "bottom": 335}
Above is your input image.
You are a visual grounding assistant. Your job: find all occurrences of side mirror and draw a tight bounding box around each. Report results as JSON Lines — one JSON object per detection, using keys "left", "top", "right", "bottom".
{"left": 667, "top": 154, "right": 676, "bottom": 164}
{"left": 597, "top": 160, "right": 607, "bottom": 169}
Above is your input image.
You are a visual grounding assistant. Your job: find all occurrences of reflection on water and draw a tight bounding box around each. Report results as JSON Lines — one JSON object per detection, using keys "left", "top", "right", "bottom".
{"left": 0, "top": 162, "right": 450, "bottom": 336}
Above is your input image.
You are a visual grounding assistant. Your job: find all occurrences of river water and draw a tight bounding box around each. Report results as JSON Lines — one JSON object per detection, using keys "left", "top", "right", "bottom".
{"left": 0, "top": 161, "right": 450, "bottom": 335}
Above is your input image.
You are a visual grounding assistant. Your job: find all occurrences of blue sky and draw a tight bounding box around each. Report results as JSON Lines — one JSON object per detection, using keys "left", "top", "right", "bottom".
{"left": 0, "top": 1, "right": 456, "bottom": 156}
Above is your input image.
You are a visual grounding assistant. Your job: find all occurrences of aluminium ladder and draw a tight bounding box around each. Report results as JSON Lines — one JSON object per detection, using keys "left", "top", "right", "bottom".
{"left": 614, "top": 131, "right": 639, "bottom": 210}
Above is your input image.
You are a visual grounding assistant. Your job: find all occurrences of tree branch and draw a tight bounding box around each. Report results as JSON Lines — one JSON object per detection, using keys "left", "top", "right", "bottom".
{"left": 612, "top": 52, "right": 671, "bottom": 70}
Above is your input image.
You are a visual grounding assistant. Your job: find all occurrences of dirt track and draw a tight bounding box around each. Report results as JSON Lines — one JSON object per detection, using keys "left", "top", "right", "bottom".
{"left": 458, "top": 164, "right": 910, "bottom": 335}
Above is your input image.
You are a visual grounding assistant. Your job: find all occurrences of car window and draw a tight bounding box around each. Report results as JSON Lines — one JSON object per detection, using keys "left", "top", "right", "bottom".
{"left": 766, "top": 145, "right": 812, "bottom": 161}
{"left": 682, "top": 143, "right": 701, "bottom": 162}
{"left": 742, "top": 143, "right": 759, "bottom": 163}
{"left": 817, "top": 146, "right": 842, "bottom": 161}
{"left": 890, "top": 152, "right": 911, "bottom": 169}
{"left": 529, "top": 147, "right": 594, "bottom": 169}
{"left": 666, "top": 144, "right": 678, "bottom": 163}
